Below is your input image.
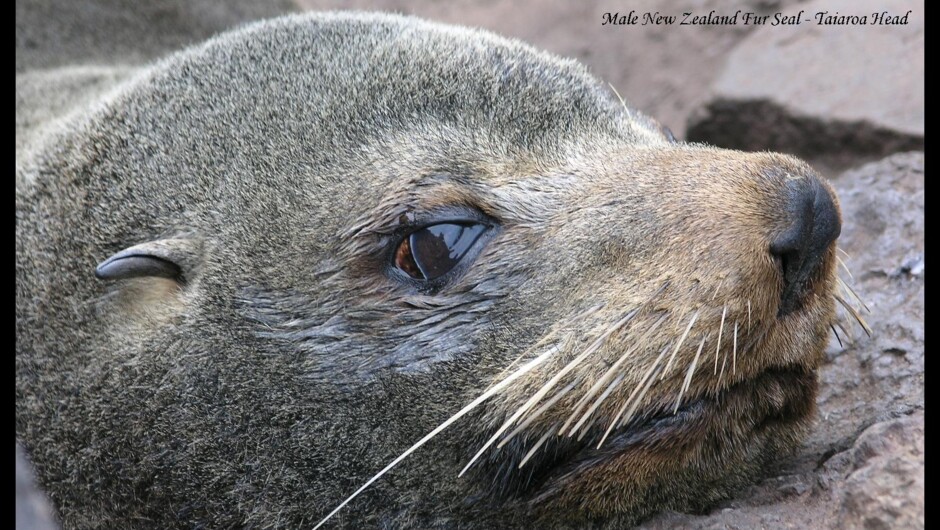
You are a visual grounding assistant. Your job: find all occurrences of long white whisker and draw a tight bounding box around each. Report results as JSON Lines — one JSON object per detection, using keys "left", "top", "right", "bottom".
{"left": 607, "top": 82, "right": 628, "bottom": 109}
{"left": 836, "top": 255, "right": 854, "bottom": 281}
{"left": 484, "top": 336, "right": 552, "bottom": 393}
{"left": 732, "top": 321, "right": 738, "bottom": 376}
{"left": 599, "top": 344, "right": 670, "bottom": 448}
{"left": 559, "top": 314, "right": 667, "bottom": 436}
{"left": 834, "top": 294, "right": 872, "bottom": 337}
{"left": 661, "top": 310, "right": 699, "bottom": 379}
{"left": 834, "top": 317, "right": 854, "bottom": 344}
{"left": 312, "top": 344, "right": 557, "bottom": 530}
{"left": 559, "top": 344, "right": 636, "bottom": 437}
{"left": 711, "top": 279, "right": 724, "bottom": 301}
{"left": 675, "top": 336, "right": 707, "bottom": 413}
{"left": 837, "top": 277, "right": 871, "bottom": 314}
{"left": 570, "top": 373, "right": 625, "bottom": 438}
{"left": 714, "top": 306, "right": 727, "bottom": 374}
{"left": 484, "top": 305, "right": 603, "bottom": 393}
{"left": 718, "top": 347, "right": 728, "bottom": 390}
{"left": 459, "top": 310, "right": 638, "bottom": 477}
{"left": 498, "top": 380, "right": 576, "bottom": 449}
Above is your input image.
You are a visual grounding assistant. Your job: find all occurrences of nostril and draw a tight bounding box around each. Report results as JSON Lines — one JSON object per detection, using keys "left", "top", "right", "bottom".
{"left": 770, "top": 177, "right": 841, "bottom": 317}
{"left": 773, "top": 249, "right": 791, "bottom": 282}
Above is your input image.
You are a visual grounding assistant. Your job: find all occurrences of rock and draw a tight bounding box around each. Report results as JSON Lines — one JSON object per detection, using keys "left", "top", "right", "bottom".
{"left": 812, "top": 151, "right": 924, "bottom": 473}
{"left": 686, "top": 0, "right": 924, "bottom": 167}
{"left": 831, "top": 414, "right": 924, "bottom": 530}
{"left": 17, "top": 443, "right": 59, "bottom": 530}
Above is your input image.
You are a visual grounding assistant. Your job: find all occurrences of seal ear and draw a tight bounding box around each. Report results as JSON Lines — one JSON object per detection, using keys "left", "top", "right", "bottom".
{"left": 95, "top": 238, "right": 201, "bottom": 283}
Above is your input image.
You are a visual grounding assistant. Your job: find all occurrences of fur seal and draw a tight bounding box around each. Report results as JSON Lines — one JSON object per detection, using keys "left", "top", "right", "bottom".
{"left": 16, "top": 12, "right": 855, "bottom": 528}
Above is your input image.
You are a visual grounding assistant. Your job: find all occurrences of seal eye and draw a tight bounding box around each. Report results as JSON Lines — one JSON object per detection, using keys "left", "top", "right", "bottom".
{"left": 394, "top": 223, "right": 487, "bottom": 281}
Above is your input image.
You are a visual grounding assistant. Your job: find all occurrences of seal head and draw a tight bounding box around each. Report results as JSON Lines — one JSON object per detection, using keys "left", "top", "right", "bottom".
{"left": 16, "top": 12, "right": 846, "bottom": 528}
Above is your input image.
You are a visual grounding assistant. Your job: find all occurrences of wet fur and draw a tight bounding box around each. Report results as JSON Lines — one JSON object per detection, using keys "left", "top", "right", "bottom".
{"left": 16, "top": 12, "right": 842, "bottom": 528}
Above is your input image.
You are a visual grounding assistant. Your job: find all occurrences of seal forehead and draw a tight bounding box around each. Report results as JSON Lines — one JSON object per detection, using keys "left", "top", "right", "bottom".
{"left": 105, "top": 12, "right": 665, "bottom": 173}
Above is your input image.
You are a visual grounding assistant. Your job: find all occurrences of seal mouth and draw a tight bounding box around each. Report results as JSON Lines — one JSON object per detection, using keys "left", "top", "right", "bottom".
{"left": 473, "top": 365, "right": 816, "bottom": 503}
{"left": 564, "top": 365, "right": 814, "bottom": 465}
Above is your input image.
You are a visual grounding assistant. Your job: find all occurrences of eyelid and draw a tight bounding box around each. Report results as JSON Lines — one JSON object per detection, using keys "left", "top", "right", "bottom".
{"left": 395, "top": 202, "right": 495, "bottom": 229}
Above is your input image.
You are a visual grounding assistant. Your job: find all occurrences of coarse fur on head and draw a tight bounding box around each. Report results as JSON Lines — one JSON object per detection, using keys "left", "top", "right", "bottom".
{"left": 16, "top": 11, "right": 862, "bottom": 529}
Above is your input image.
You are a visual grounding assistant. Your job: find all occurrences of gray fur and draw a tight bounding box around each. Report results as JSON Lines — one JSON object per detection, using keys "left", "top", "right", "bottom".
{"left": 17, "top": 11, "right": 837, "bottom": 529}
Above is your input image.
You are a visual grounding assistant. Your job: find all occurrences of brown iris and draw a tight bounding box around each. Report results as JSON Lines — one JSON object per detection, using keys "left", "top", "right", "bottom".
{"left": 394, "top": 236, "right": 423, "bottom": 279}
{"left": 394, "top": 223, "right": 487, "bottom": 281}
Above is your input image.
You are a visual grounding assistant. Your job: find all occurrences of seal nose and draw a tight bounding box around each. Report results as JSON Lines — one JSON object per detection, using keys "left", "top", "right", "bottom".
{"left": 769, "top": 177, "right": 841, "bottom": 317}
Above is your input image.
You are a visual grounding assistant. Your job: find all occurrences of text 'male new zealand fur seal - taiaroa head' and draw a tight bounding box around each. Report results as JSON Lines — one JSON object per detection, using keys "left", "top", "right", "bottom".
{"left": 16, "top": 11, "right": 864, "bottom": 529}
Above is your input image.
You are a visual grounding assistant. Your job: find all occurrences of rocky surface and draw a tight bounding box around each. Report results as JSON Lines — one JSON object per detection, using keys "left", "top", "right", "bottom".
{"left": 686, "top": 0, "right": 924, "bottom": 172}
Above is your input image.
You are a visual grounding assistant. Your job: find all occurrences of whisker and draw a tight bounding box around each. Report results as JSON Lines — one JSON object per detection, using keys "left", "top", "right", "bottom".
{"left": 484, "top": 304, "right": 603, "bottom": 393}
{"left": 710, "top": 279, "right": 724, "bottom": 301}
{"left": 607, "top": 82, "right": 628, "bottom": 110}
{"left": 460, "top": 309, "right": 639, "bottom": 477}
{"left": 661, "top": 310, "right": 699, "bottom": 379}
{"left": 484, "top": 334, "right": 554, "bottom": 394}
{"left": 312, "top": 344, "right": 557, "bottom": 530}
{"left": 518, "top": 422, "right": 560, "bottom": 469}
{"left": 747, "top": 300, "right": 752, "bottom": 329}
{"left": 599, "top": 344, "right": 670, "bottom": 449}
{"left": 837, "top": 277, "right": 871, "bottom": 314}
{"left": 569, "top": 373, "right": 625, "bottom": 438}
{"left": 836, "top": 255, "right": 855, "bottom": 281}
{"left": 834, "top": 294, "right": 872, "bottom": 337}
{"left": 499, "top": 380, "right": 576, "bottom": 449}
{"left": 714, "top": 306, "right": 727, "bottom": 375}
{"left": 613, "top": 360, "right": 665, "bottom": 431}
{"left": 557, "top": 283, "right": 673, "bottom": 436}
{"left": 837, "top": 247, "right": 852, "bottom": 259}
{"left": 732, "top": 321, "right": 738, "bottom": 376}
{"left": 717, "top": 347, "right": 728, "bottom": 391}
{"left": 830, "top": 323, "right": 843, "bottom": 348}
{"left": 559, "top": 314, "right": 667, "bottom": 436}
{"left": 675, "top": 336, "right": 707, "bottom": 414}
{"left": 834, "top": 317, "right": 855, "bottom": 344}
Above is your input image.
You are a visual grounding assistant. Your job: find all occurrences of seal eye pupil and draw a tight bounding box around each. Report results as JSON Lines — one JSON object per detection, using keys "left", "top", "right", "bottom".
{"left": 395, "top": 223, "right": 487, "bottom": 281}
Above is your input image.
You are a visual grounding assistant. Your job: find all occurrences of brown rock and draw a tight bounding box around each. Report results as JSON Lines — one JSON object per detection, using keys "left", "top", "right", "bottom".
{"left": 686, "top": 0, "right": 924, "bottom": 168}
{"left": 833, "top": 414, "right": 924, "bottom": 530}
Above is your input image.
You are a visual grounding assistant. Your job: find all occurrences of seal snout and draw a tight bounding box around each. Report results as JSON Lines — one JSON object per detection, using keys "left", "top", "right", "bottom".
{"left": 769, "top": 177, "right": 841, "bottom": 317}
